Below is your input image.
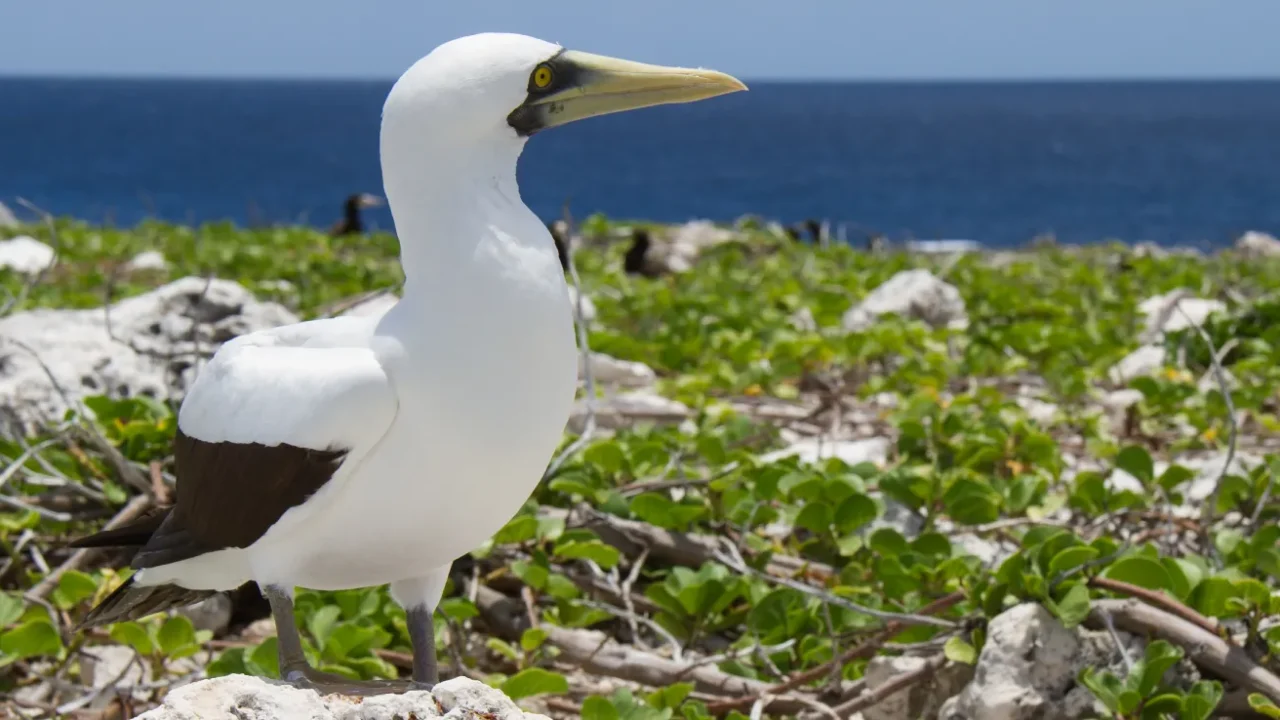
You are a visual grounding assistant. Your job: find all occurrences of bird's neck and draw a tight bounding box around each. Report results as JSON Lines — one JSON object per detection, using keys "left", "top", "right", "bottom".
{"left": 381, "top": 132, "right": 562, "bottom": 305}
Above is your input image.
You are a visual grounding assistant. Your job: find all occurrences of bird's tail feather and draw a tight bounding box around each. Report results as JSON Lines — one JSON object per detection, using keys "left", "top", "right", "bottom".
{"left": 76, "top": 574, "right": 214, "bottom": 631}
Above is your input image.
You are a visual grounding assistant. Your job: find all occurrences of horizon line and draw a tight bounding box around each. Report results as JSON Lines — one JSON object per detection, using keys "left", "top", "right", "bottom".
{"left": 3, "top": 70, "right": 1280, "bottom": 85}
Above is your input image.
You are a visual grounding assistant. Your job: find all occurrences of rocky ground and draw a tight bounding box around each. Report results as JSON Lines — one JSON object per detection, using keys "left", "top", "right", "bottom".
{"left": 2, "top": 210, "right": 1280, "bottom": 719}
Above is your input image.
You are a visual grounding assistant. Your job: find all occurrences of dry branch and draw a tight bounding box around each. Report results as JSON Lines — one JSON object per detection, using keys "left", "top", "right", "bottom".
{"left": 1087, "top": 598, "right": 1280, "bottom": 704}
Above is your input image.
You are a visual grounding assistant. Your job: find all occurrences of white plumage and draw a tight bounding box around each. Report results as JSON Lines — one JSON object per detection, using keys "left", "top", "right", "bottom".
{"left": 79, "top": 31, "right": 744, "bottom": 691}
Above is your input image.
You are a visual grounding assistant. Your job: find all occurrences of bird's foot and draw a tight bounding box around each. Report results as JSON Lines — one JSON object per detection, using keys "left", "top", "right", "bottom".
{"left": 281, "top": 666, "right": 418, "bottom": 696}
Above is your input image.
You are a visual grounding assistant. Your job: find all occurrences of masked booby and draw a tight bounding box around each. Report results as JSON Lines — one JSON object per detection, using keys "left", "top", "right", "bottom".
{"left": 72, "top": 32, "right": 745, "bottom": 694}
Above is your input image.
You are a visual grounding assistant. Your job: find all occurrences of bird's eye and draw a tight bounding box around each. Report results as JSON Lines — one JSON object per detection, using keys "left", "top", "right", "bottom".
{"left": 532, "top": 64, "right": 554, "bottom": 89}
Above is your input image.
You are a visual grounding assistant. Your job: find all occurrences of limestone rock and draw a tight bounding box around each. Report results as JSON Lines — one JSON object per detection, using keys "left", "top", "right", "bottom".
{"left": 126, "top": 250, "right": 170, "bottom": 273}
{"left": 568, "top": 390, "right": 690, "bottom": 433}
{"left": 863, "top": 655, "right": 972, "bottom": 720}
{"left": 1236, "top": 230, "right": 1280, "bottom": 258}
{"left": 842, "top": 269, "right": 968, "bottom": 332}
{"left": 0, "top": 277, "right": 296, "bottom": 430}
{"left": 0, "top": 235, "right": 55, "bottom": 274}
{"left": 760, "top": 436, "right": 891, "bottom": 468}
{"left": 1108, "top": 345, "right": 1165, "bottom": 384}
{"left": 939, "top": 604, "right": 1087, "bottom": 720}
{"left": 1138, "top": 290, "right": 1224, "bottom": 342}
{"left": 581, "top": 352, "right": 656, "bottom": 388}
{"left": 135, "top": 675, "right": 548, "bottom": 720}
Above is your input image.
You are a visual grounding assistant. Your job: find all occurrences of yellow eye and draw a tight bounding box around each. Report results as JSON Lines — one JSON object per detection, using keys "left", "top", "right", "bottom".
{"left": 533, "top": 65, "right": 554, "bottom": 89}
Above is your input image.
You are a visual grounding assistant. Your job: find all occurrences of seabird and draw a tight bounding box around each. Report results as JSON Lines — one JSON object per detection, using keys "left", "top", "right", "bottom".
{"left": 329, "top": 192, "right": 385, "bottom": 236}
{"left": 623, "top": 228, "right": 658, "bottom": 276}
{"left": 72, "top": 33, "right": 744, "bottom": 694}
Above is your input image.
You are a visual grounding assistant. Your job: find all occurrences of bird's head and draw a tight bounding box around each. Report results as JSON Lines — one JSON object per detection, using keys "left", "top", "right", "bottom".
{"left": 383, "top": 33, "right": 746, "bottom": 152}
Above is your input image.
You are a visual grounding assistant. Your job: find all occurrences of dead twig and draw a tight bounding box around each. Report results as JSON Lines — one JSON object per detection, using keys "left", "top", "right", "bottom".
{"left": 29, "top": 494, "right": 153, "bottom": 601}
{"left": 1087, "top": 598, "right": 1280, "bottom": 704}
{"left": 1088, "top": 576, "right": 1223, "bottom": 640}
{"left": 825, "top": 653, "right": 945, "bottom": 718}
{"left": 543, "top": 203, "right": 597, "bottom": 480}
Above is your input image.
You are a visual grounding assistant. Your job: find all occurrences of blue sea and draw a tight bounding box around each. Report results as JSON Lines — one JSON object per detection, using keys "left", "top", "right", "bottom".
{"left": 2, "top": 77, "right": 1279, "bottom": 249}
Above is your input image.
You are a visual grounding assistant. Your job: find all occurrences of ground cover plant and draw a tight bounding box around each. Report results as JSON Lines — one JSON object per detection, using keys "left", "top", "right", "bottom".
{"left": 1, "top": 212, "right": 1280, "bottom": 719}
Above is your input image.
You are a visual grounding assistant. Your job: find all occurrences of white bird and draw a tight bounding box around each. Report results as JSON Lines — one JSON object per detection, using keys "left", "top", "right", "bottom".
{"left": 73, "top": 32, "right": 745, "bottom": 694}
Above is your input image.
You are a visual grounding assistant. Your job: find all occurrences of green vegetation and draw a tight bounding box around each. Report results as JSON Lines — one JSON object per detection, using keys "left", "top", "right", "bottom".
{"left": 2, "top": 216, "right": 1280, "bottom": 718}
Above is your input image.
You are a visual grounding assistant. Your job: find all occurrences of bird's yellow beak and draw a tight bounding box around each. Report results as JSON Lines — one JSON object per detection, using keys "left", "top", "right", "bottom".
{"left": 507, "top": 49, "right": 747, "bottom": 135}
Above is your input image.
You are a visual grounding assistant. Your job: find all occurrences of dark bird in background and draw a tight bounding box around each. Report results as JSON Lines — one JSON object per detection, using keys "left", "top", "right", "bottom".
{"left": 784, "top": 218, "right": 827, "bottom": 244}
{"left": 547, "top": 220, "right": 571, "bottom": 271}
{"left": 329, "top": 193, "right": 385, "bottom": 237}
{"left": 624, "top": 228, "right": 661, "bottom": 277}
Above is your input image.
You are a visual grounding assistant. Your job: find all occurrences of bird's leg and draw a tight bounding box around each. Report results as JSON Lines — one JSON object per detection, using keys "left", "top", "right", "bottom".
{"left": 390, "top": 568, "right": 450, "bottom": 690}
{"left": 405, "top": 605, "right": 439, "bottom": 687}
{"left": 263, "top": 584, "right": 409, "bottom": 695}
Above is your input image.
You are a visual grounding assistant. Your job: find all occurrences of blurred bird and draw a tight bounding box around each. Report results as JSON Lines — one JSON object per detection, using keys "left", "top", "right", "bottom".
{"left": 329, "top": 193, "right": 385, "bottom": 236}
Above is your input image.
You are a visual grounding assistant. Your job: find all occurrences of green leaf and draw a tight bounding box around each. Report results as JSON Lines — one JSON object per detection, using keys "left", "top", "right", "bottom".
{"left": 109, "top": 621, "right": 155, "bottom": 656}
{"left": 584, "top": 442, "right": 626, "bottom": 476}
{"left": 1137, "top": 640, "right": 1183, "bottom": 696}
{"left": 794, "top": 501, "right": 833, "bottom": 534}
{"left": 1103, "top": 556, "right": 1173, "bottom": 593}
{"left": 1115, "top": 446, "right": 1154, "bottom": 484}
{"left": 834, "top": 493, "right": 878, "bottom": 533}
{"left": 520, "top": 628, "right": 549, "bottom": 652}
{"left": 0, "top": 620, "right": 62, "bottom": 659}
{"left": 1191, "top": 577, "right": 1240, "bottom": 617}
{"left": 157, "top": 615, "right": 198, "bottom": 657}
{"left": 501, "top": 667, "right": 569, "bottom": 699}
{"left": 0, "top": 592, "right": 24, "bottom": 628}
{"left": 1182, "top": 680, "right": 1223, "bottom": 720}
{"left": 1141, "top": 693, "right": 1183, "bottom": 719}
{"left": 943, "top": 636, "right": 977, "bottom": 665}
{"left": 582, "top": 696, "right": 621, "bottom": 720}
{"left": 307, "top": 605, "right": 343, "bottom": 648}
{"left": 1249, "top": 693, "right": 1280, "bottom": 719}
{"left": 1051, "top": 584, "right": 1092, "bottom": 628}
{"left": 246, "top": 637, "right": 280, "bottom": 678}
{"left": 493, "top": 515, "right": 539, "bottom": 545}
{"left": 206, "top": 647, "right": 247, "bottom": 677}
{"left": 438, "top": 598, "right": 480, "bottom": 622}
{"left": 1047, "top": 546, "right": 1099, "bottom": 578}
{"left": 52, "top": 570, "right": 99, "bottom": 610}
{"left": 869, "top": 528, "right": 909, "bottom": 556}
{"left": 556, "top": 540, "right": 622, "bottom": 569}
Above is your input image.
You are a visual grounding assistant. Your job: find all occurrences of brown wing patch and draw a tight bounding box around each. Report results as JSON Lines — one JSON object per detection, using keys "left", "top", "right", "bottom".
{"left": 130, "top": 429, "right": 347, "bottom": 569}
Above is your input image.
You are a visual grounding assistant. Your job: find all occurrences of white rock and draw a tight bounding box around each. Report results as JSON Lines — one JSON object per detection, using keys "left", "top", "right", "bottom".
{"left": 1138, "top": 290, "right": 1225, "bottom": 341}
{"left": 906, "top": 238, "right": 981, "bottom": 254}
{"left": 567, "top": 390, "right": 690, "bottom": 433}
{"left": 581, "top": 352, "right": 655, "bottom": 388}
{"left": 1101, "top": 389, "right": 1144, "bottom": 412}
{"left": 789, "top": 306, "right": 817, "bottom": 332}
{"left": 1236, "top": 230, "right": 1280, "bottom": 258}
{"left": 82, "top": 645, "right": 148, "bottom": 691}
{"left": 863, "top": 655, "right": 972, "bottom": 720}
{"left": 760, "top": 437, "right": 891, "bottom": 468}
{"left": 1107, "top": 345, "right": 1165, "bottom": 384}
{"left": 940, "top": 604, "right": 1084, "bottom": 720}
{"left": 0, "top": 201, "right": 18, "bottom": 228}
{"left": 125, "top": 250, "right": 169, "bottom": 272}
{"left": 1015, "top": 396, "right": 1059, "bottom": 425}
{"left": 0, "top": 277, "right": 297, "bottom": 430}
{"left": 0, "top": 235, "right": 55, "bottom": 275}
{"left": 1105, "top": 468, "right": 1145, "bottom": 495}
{"left": 1174, "top": 451, "right": 1264, "bottom": 501}
{"left": 842, "top": 269, "right": 968, "bottom": 332}
{"left": 135, "top": 675, "right": 546, "bottom": 720}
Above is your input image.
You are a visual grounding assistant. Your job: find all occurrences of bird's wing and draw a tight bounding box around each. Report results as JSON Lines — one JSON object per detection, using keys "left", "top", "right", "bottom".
{"left": 131, "top": 328, "right": 399, "bottom": 569}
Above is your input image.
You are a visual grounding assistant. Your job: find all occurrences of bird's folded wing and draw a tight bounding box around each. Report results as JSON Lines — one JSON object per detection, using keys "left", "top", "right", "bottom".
{"left": 124, "top": 340, "right": 401, "bottom": 568}
{"left": 177, "top": 339, "right": 398, "bottom": 451}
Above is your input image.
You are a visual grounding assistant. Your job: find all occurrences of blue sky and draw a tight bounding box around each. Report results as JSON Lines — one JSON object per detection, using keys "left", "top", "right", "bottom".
{"left": 3, "top": 1, "right": 1279, "bottom": 80}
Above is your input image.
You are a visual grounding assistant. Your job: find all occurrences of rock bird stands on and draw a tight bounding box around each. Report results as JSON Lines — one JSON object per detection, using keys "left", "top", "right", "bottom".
{"left": 72, "top": 33, "right": 744, "bottom": 694}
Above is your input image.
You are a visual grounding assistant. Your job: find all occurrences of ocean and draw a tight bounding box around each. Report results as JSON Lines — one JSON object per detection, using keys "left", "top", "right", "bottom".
{"left": 1, "top": 77, "right": 1278, "bottom": 249}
